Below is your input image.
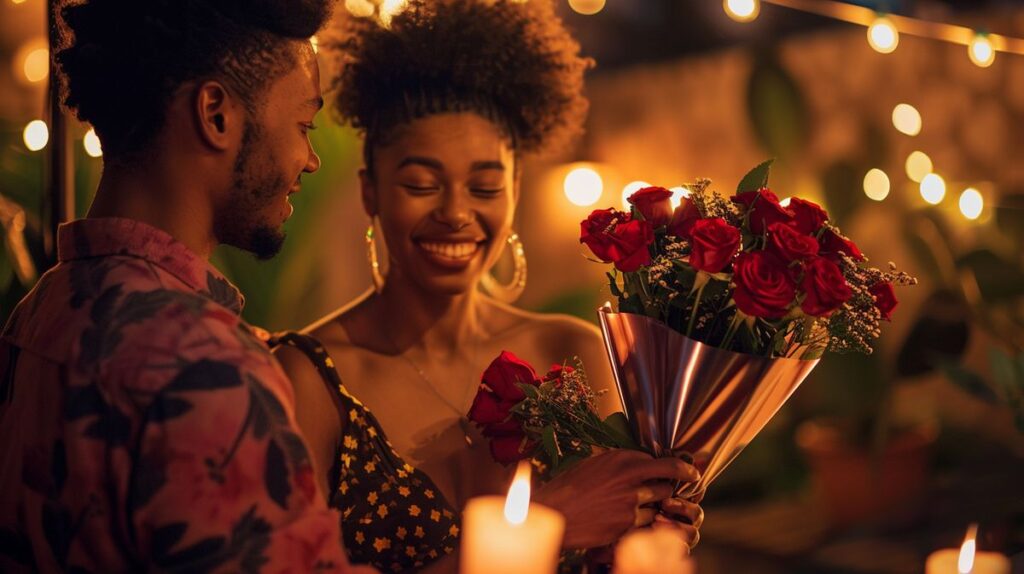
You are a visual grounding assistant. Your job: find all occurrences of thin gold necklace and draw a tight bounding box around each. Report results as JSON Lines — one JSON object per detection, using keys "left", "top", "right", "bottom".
{"left": 383, "top": 328, "right": 481, "bottom": 448}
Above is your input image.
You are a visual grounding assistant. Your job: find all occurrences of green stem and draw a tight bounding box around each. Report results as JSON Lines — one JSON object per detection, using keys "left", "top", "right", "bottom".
{"left": 721, "top": 313, "right": 743, "bottom": 350}
{"left": 686, "top": 283, "right": 706, "bottom": 337}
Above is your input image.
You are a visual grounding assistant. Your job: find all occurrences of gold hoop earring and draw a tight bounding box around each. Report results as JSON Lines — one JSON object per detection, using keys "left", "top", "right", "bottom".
{"left": 480, "top": 232, "right": 527, "bottom": 304}
{"left": 366, "top": 217, "right": 386, "bottom": 293}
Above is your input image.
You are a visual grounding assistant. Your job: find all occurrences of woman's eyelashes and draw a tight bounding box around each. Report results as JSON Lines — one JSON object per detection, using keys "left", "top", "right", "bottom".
{"left": 399, "top": 183, "right": 506, "bottom": 197}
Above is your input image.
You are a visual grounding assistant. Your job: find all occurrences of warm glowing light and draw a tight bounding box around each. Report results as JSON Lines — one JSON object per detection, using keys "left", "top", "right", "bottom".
{"left": 863, "top": 168, "right": 890, "bottom": 201}
{"left": 503, "top": 461, "right": 531, "bottom": 526}
{"left": 905, "top": 151, "right": 933, "bottom": 183}
{"left": 83, "top": 128, "right": 102, "bottom": 158}
{"left": 892, "top": 103, "right": 922, "bottom": 136}
{"left": 958, "top": 524, "right": 978, "bottom": 573}
{"left": 379, "top": 0, "right": 407, "bottom": 27}
{"left": 920, "top": 173, "right": 946, "bottom": 205}
{"left": 868, "top": 16, "right": 899, "bottom": 54}
{"left": 563, "top": 165, "right": 603, "bottom": 207}
{"left": 723, "top": 0, "right": 759, "bottom": 22}
{"left": 669, "top": 186, "right": 690, "bottom": 208}
{"left": 344, "top": 0, "right": 375, "bottom": 17}
{"left": 11, "top": 0, "right": 28, "bottom": 5}
{"left": 779, "top": 197, "right": 792, "bottom": 207}
{"left": 959, "top": 187, "right": 984, "bottom": 220}
{"left": 568, "top": 0, "right": 606, "bottom": 16}
{"left": 622, "top": 181, "right": 651, "bottom": 209}
{"left": 969, "top": 34, "right": 995, "bottom": 68}
{"left": 309, "top": 36, "right": 319, "bottom": 54}
{"left": 23, "top": 120, "right": 48, "bottom": 151}
{"left": 23, "top": 47, "right": 48, "bottom": 83}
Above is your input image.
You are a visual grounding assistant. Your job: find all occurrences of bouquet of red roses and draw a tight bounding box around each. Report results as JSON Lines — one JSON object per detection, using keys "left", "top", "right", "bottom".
{"left": 467, "top": 351, "right": 637, "bottom": 475}
{"left": 580, "top": 160, "right": 916, "bottom": 359}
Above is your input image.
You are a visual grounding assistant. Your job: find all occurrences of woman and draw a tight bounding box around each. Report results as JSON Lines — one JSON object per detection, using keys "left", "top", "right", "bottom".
{"left": 275, "top": 1, "right": 702, "bottom": 571}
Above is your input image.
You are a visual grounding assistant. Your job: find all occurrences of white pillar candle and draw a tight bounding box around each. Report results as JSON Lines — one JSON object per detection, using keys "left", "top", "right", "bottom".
{"left": 613, "top": 528, "right": 696, "bottom": 574}
{"left": 926, "top": 525, "right": 1010, "bottom": 574}
{"left": 460, "top": 462, "right": 565, "bottom": 574}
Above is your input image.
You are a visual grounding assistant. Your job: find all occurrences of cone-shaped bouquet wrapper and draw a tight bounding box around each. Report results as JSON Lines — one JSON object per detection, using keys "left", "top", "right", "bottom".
{"left": 598, "top": 307, "right": 819, "bottom": 498}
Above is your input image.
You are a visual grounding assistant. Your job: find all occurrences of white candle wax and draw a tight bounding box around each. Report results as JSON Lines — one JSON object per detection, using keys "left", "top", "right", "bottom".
{"left": 613, "top": 528, "right": 696, "bottom": 574}
{"left": 460, "top": 496, "right": 565, "bottom": 574}
{"left": 925, "top": 549, "right": 1010, "bottom": 574}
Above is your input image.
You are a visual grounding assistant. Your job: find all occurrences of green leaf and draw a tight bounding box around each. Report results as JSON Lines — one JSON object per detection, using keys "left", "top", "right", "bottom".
{"left": 540, "top": 426, "right": 560, "bottom": 469}
{"left": 736, "top": 159, "right": 775, "bottom": 194}
{"left": 601, "top": 412, "right": 640, "bottom": 450}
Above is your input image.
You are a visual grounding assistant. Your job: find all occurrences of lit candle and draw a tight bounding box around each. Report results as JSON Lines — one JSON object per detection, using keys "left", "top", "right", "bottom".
{"left": 613, "top": 528, "right": 696, "bottom": 574}
{"left": 461, "top": 462, "right": 566, "bottom": 574}
{"left": 926, "top": 524, "right": 1010, "bottom": 574}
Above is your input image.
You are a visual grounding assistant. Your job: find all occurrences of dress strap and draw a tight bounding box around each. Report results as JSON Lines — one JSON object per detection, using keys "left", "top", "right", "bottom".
{"left": 271, "top": 331, "right": 354, "bottom": 415}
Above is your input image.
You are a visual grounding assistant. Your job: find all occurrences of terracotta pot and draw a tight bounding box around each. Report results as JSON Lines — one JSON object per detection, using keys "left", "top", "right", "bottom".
{"left": 796, "top": 419, "right": 937, "bottom": 528}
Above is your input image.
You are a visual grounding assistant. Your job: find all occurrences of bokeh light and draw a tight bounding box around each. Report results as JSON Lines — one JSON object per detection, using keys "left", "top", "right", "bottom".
{"left": 379, "top": 0, "right": 408, "bottom": 27}
{"left": 83, "top": 128, "right": 103, "bottom": 158}
{"left": 563, "top": 166, "right": 603, "bottom": 207}
{"left": 622, "top": 181, "right": 652, "bottom": 209}
{"left": 568, "top": 0, "right": 605, "bottom": 16}
{"left": 23, "top": 47, "right": 48, "bottom": 83}
{"left": 892, "top": 103, "right": 922, "bottom": 136}
{"left": 868, "top": 16, "right": 899, "bottom": 54}
{"left": 920, "top": 173, "right": 946, "bottom": 205}
{"left": 723, "top": 0, "right": 759, "bottom": 23}
{"left": 863, "top": 168, "right": 890, "bottom": 201}
{"left": 958, "top": 187, "right": 984, "bottom": 220}
{"left": 669, "top": 186, "right": 690, "bottom": 209}
{"left": 344, "top": 0, "right": 375, "bottom": 17}
{"left": 23, "top": 120, "right": 48, "bottom": 151}
{"left": 905, "top": 151, "right": 933, "bottom": 183}
{"left": 968, "top": 34, "right": 995, "bottom": 68}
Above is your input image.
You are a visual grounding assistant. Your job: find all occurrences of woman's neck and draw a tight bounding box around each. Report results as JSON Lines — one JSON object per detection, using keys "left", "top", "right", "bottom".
{"left": 374, "top": 274, "right": 488, "bottom": 358}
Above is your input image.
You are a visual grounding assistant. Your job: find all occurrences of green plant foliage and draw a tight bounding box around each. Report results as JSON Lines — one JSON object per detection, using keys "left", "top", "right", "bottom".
{"left": 746, "top": 55, "right": 809, "bottom": 159}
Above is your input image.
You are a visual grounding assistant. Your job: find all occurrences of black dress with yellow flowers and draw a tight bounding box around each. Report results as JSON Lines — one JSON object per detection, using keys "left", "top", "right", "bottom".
{"left": 273, "top": 332, "right": 460, "bottom": 573}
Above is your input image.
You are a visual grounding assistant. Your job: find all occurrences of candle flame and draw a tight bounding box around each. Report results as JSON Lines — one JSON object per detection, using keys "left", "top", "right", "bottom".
{"left": 503, "top": 461, "right": 531, "bottom": 525}
{"left": 958, "top": 523, "right": 978, "bottom": 574}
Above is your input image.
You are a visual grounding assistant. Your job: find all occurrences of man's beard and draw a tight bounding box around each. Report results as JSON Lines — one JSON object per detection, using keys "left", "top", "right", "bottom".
{"left": 216, "top": 122, "right": 289, "bottom": 260}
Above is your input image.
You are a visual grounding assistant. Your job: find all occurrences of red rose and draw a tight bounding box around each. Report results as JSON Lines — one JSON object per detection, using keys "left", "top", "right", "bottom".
{"left": 467, "top": 389, "right": 509, "bottom": 425}
{"left": 819, "top": 228, "right": 864, "bottom": 262}
{"left": 580, "top": 209, "right": 654, "bottom": 272}
{"left": 732, "top": 251, "right": 797, "bottom": 319}
{"left": 787, "top": 198, "right": 829, "bottom": 235}
{"left": 800, "top": 256, "right": 853, "bottom": 317}
{"left": 870, "top": 281, "right": 898, "bottom": 321}
{"left": 487, "top": 433, "right": 532, "bottom": 466}
{"left": 479, "top": 351, "right": 540, "bottom": 402}
{"left": 768, "top": 222, "right": 819, "bottom": 262}
{"left": 732, "top": 187, "right": 794, "bottom": 235}
{"left": 667, "top": 198, "right": 701, "bottom": 239}
{"left": 688, "top": 218, "right": 741, "bottom": 273}
{"left": 628, "top": 186, "right": 674, "bottom": 227}
{"left": 542, "top": 364, "right": 575, "bottom": 387}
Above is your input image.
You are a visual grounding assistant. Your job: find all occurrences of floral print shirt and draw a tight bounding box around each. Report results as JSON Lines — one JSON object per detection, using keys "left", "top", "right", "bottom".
{"left": 0, "top": 218, "right": 355, "bottom": 573}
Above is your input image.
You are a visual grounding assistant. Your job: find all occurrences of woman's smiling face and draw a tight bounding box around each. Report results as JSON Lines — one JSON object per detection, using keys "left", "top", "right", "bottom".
{"left": 364, "top": 112, "right": 517, "bottom": 296}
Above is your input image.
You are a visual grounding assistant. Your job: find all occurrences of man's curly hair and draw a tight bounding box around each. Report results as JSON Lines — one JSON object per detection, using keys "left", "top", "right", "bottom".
{"left": 56, "top": 0, "right": 333, "bottom": 162}
{"left": 329, "top": 0, "right": 592, "bottom": 167}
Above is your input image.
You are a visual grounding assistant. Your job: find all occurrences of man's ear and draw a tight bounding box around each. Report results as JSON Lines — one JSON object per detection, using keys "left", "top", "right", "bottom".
{"left": 359, "top": 167, "right": 378, "bottom": 217}
{"left": 193, "top": 80, "right": 242, "bottom": 151}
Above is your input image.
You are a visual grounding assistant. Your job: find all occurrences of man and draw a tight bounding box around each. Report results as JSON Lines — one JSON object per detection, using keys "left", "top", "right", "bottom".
{"left": 0, "top": 1, "right": 375, "bottom": 571}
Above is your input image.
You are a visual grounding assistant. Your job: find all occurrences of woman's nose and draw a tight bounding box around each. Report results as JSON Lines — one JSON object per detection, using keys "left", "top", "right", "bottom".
{"left": 434, "top": 188, "right": 473, "bottom": 230}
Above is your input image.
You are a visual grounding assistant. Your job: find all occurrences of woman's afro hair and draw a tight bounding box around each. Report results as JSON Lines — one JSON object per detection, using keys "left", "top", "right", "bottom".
{"left": 329, "top": 0, "right": 592, "bottom": 157}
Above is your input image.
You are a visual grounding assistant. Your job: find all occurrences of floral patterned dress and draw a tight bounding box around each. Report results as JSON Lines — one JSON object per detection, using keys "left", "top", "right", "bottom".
{"left": 273, "top": 332, "right": 460, "bottom": 573}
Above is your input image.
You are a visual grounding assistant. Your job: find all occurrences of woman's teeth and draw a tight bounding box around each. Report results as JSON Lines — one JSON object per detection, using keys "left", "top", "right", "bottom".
{"left": 419, "top": 241, "right": 479, "bottom": 259}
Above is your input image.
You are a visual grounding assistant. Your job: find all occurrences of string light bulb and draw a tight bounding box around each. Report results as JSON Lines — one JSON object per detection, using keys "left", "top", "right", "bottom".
{"left": 892, "top": 103, "right": 922, "bottom": 136}
{"left": 563, "top": 165, "right": 603, "bottom": 207}
{"left": 959, "top": 187, "right": 984, "bottom": 220}
{"left": 23, "top": 120, "right": 49, "bottom": 151}
{"left": 22, "top": 47, "right": 48, "bottom": 83}
{"left": 867, "top": 16, "right": 899, "bottom": 54}
{"left": 568, "top": 0, "right": 605, "bottom": 16}
{"left": 863, "top": 168, "right": 890, "bottom": 201}
{"left": 83, "top": 128, "right": 103, "bottom": 158}
{"left": 920, "top": 173, "right": 946, "bottom": 205}
{"left": 724, "top": 0, "right": 760, "bottom": 23}
{"left": 968, "top": 33, "right": 995, "bottom": 67}
{"left": 905, "top": 151, "right": 933, "bottom": 183}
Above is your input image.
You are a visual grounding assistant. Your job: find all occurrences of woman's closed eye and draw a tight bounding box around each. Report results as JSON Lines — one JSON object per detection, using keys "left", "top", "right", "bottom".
{"left": 402, "top": 183, "right": 441, "bottom": 194}
{"left": 470, "top": 186, "right": 505, "bottom": 197}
